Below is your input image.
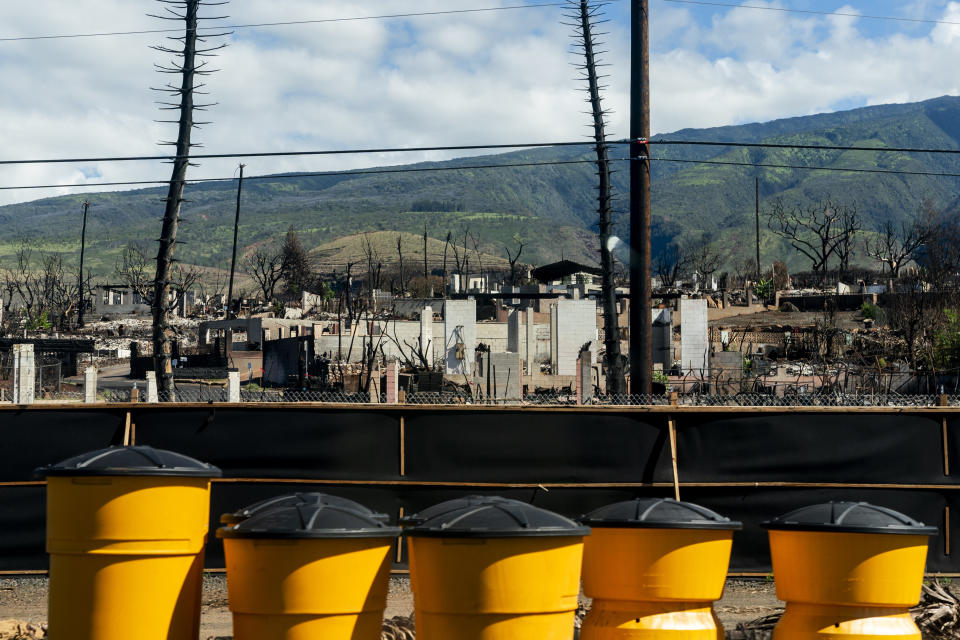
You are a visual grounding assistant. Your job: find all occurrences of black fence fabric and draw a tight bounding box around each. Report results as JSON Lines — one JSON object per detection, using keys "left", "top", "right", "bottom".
{"left": 1, "top": 405, "right": 958, "bottom": 572}
{"left": 676, "top": 412, "right": 949, "bottom": 484}
{"left": 132, "top": 408, "right": 401, "bottom": 480}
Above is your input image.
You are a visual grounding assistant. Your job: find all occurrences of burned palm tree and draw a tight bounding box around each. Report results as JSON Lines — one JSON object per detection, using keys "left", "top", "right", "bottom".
{"left": 566, "top": 0, "right": 627, "bottom": 394}
{"left": 149, "top": 0, "right": 228, "bottom": 398}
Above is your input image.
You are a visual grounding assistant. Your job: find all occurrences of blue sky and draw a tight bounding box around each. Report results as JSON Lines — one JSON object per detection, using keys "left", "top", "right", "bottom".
{"left": 1, "top": 0, "right": 960, "bottom": 206}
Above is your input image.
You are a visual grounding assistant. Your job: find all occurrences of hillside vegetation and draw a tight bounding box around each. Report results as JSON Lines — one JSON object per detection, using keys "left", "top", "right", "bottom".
{"left": 4, "top": 95, "right": 960, "bottom": 276}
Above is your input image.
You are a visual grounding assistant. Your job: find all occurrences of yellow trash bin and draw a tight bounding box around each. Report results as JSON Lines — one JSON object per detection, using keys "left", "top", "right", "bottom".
{"left": 579, "top": 498, "right": 741, "bottom": 639}
{"left": 403, "top": 495, "right": 589, "bottom": 640}
{"left": 218, "top": 493, "right": 401, "bottom": 640}
{"left": 220, "top": 491, "right": 388, "bottom": 525}
{"left": 38, "top": 445, "right": 221, "bottom": 640}
{"left": 763, "top": 502, "right": 937, "bottom": 639}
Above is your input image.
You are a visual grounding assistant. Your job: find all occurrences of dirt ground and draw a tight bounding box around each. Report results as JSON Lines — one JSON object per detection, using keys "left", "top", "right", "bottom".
{"left": 0, "top": 574, "right": 782, "bottom": 638}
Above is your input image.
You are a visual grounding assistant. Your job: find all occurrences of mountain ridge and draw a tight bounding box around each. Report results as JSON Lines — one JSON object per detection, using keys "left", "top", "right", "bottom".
{"left": 3, "top": 94, "right": 960, "bottom": 275}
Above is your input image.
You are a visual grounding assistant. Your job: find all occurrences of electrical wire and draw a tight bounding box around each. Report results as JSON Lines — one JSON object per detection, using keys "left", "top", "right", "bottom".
{"left": 0, "top": 140, "right": 624, "bottom": 167}
{"left": 9, "top": 138, "right": 960, "bottom": 165}
{"left": 9, "top": 137, "right": 960, "bottom": 169}
{"left": 0, "top": 158, "right": 628, "bottom": 192}
{"left": 661, "top": 0, "right": 960, "bottom": 27}
{"left": 7, "top": 152, "right": 960, "bottom": 195}
{"left": 0, "top": 2, "right": 580, "bottom": 43}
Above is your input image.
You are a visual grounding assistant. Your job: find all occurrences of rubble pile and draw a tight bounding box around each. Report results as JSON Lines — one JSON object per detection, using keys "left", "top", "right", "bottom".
{"left": 380, "top": 615, "right": 415, "bottom": 640}
{"left": 727, "top": 611, "right": 780, "bottom": 639}
{"left": 913, "top": 580, "right": 960, "bottom": 639}
{"left": 0, "top": 620, "right": 45, "bottom": 639}
{"left": 78, "top": 317, "right": 201, "bottom": 351}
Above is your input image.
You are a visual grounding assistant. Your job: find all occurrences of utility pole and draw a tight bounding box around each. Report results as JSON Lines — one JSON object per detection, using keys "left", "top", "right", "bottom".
{"left": 755, "top": 176, "right": 761, "bottom": 280}
{"left": 629, "top": 0, "right": 653, "bottom": 395}
{"left": 77, "top": 201, "right": 91, "bottom": 328}
{"left": 226, "top": 163, "right": 245, "bottom": 318}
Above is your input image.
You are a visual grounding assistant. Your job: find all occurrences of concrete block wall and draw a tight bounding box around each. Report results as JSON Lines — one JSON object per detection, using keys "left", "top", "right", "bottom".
{"left": 420, "top": 307, "right": 434, "bottom": 366}
{"left": 554, "top": 300, "right": 598, "bottom": 376}
{"left": 445, "top": 300, "right": 477, "bottom": 375}
{"left": 309, "top": 310, "right": 547, "bottom": 370}
{"left": 652, "top": 308, "right": 673, "bottom": 371}
{"left": 680, "top": 299, "right": 709, "bottom": 374}
{"left": 475, "top": 352, "right": 522, "bottom": 400}
{"left": 12, "top": 344, "right": 35, "bottom": 404}
{"left": 476, "top": 323, "right": 509, "bottom": 353}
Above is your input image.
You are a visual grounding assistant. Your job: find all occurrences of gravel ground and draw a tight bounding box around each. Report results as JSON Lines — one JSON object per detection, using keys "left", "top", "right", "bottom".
{"left": 1, "top": 574, "right": 782, "bottom": 639}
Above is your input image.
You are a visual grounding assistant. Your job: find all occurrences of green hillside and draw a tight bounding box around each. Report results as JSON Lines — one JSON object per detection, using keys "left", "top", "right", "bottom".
{"left": 4, "top": 95, "right": 960, "bottom": 276}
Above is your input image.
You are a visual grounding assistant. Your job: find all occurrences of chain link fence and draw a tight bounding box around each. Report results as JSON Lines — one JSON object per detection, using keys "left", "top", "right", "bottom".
{"left": 2, "top": 384, "right": 959, "bottom": 407}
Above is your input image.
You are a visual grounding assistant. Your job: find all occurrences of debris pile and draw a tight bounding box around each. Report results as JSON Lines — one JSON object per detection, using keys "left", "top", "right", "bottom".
{"left": 0, "top": 620, "right": 45, "bottom": 639}
{"left": 381, "top": 615, "right": 415, "bottom": 640}
{"left": 913, "top": 580, "right": 960, "bottom": 639}
{"left": 727, "top": 611, "right": 780, "bottom": 639}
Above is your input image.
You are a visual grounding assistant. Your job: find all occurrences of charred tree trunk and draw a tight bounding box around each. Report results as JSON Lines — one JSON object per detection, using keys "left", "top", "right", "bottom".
{"left": 152, "top": 1, "right": 199, "bottom": 398}
{"left": 150, "top": 0, "right": 226, "bottom": 398}
{"left": 573, "top": 0, "right": 626, "bottom": 394}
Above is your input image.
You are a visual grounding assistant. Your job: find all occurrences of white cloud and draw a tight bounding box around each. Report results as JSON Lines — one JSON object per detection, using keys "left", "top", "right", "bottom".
{"left": 1, "top": 1, "right": 960, "bottom": 209}
{"left": 648, "top": 1, "right": 960, "bottom": 133}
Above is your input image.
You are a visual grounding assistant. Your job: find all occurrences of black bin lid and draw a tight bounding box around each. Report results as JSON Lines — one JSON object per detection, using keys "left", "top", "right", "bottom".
{"left": 580, "top": 498, "right": 742, "bottom": 530}
{"left": 402, "top": 495, "right": 590, "bottom": 538}
{"left": 218, "top": 501, "right": 401, "bottom": 539}
{"left": 762, "top": 502, "right": 938, "bottom": 536}
{"left": 220, "top": 492, "right": 390, "bottom": 525}
{"left": 36, "top": 445, "right": 221, "bottom": 478}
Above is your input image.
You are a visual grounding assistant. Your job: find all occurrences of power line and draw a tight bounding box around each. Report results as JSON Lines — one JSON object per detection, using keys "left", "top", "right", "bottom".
{"left": 661, "top": 0, "right": 960, "bottom": 27}
{"left": 8, "top": 151, "right": 960, "bottom": 195}
{"left": 0, "top": 140, "right": 622, "bottom": 167}
{"left": 0, "top": 2, "right": 579, "bottom": 43}
{"left": 0, "top": 158, "right": 628, "bottom": 192}
{"left": 650, "top": 139, "right": 960, "bottom": 155}
{"left": 8, "top": 136, "right": 960, "bottom": 169}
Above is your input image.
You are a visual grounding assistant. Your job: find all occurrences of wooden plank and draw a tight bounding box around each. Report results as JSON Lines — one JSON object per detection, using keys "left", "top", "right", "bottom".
{"left": 667, "top": 415, "right": 680, "bottom": 501}
{"left": 122, "top": 411, "right": 132, "bottom": 446}
{"left": 399, "top": 415, "right": 406, "bottom": 477}
{"left": 947, "top": 506, "right": 952, "bottom": 557}
{"left": 396, "top": 507, "right": 405, "bottom": 563}
{"left": 944, "top": 416, "right": 951, "bottom": 477}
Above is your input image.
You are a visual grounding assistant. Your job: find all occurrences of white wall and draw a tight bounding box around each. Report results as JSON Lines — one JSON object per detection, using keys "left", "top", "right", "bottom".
{"left": 554, "top": 300, "right": 598, "bottom": 376}
{"left": 445, "top": 300, "right": 477, "bottom": 375}
{"left": 680, "top": 299, "right": 709, "bottom": 374}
